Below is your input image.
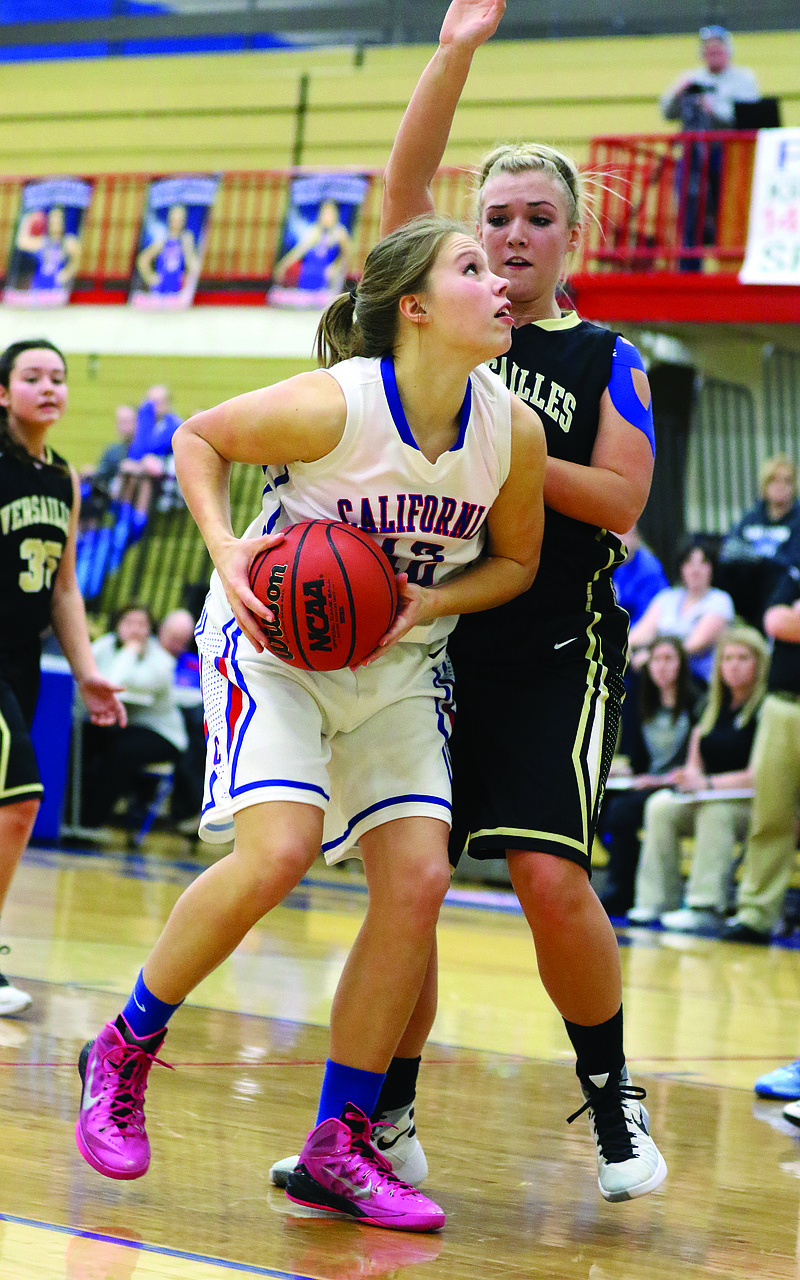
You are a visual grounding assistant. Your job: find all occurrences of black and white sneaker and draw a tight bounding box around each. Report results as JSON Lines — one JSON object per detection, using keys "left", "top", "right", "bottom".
{"left": 568, "top": 1066, "right": 667, "bottom": 1202}
{"left": 270, "top": 1101, "right": 428, "bottom": 1189}
{"left": 0, "top": 948, "right": 31, "bottom": 1016}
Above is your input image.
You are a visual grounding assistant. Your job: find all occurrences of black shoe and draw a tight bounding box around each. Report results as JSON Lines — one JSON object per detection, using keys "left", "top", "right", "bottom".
{"left": 722, "top": 921, "right": 771, "bottom": 945}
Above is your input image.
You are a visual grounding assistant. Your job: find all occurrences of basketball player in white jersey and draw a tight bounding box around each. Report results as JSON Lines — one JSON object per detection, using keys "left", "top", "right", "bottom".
{"left": 75, "top": 214, "right": 547, "bottom": 1233}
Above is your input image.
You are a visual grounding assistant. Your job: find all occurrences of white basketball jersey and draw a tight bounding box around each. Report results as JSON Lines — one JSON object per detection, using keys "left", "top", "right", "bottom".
{"left": 214, "top": 355, "right": 513, "bottom": 645}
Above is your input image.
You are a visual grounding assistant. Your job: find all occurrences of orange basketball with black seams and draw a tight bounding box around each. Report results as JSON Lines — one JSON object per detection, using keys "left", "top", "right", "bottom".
{"left": 249, "top": 519, "right": 399, "bottom": 671}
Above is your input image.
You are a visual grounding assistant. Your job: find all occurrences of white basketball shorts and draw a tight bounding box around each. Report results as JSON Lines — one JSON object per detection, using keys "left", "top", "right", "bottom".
{"left": 195, "top": 606, "right": 455, "bottom": 863}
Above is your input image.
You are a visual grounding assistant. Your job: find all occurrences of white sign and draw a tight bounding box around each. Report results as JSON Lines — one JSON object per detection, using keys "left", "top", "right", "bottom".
{"left": 740, "top": 127, "right": 800, "bottom": 284}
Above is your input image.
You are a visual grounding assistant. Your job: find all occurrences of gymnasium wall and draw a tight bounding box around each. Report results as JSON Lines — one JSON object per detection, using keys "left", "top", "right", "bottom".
{"left": 3, "top": 27, "right": 799, "bottom": 471}
{"left": 2, "top": 31, "right": 798, "bottom": 175}
{"left": 44, "top": 352, "right": 311, "bottom": 471}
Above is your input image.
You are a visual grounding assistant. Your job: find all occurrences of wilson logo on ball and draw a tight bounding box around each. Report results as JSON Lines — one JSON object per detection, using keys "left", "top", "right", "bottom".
{"left": 249, "top": 519, "right": 398, "bottom": 671}
{"left": 260, "top": 561, "right": 294, "bottom": 662}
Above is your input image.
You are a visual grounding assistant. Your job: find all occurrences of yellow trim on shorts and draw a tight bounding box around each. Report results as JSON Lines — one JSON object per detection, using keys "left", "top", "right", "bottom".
{"left": 469, "top": 825, "right": 587, "bottom": 854}
{"left": 0, "top": 705, "right": 42, "bottom": 803}
{"left": 0, "top": 704, "right": 11, "bottom": 794}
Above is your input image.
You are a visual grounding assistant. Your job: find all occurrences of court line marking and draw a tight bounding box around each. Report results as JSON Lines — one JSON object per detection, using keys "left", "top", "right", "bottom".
{"left": 0, "top": 1213, "right": 314, "bottom": 1278}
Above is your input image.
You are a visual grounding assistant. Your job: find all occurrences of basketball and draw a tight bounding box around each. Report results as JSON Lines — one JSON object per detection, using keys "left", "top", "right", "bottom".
{"left": 27, "top": 210, "right": 47, "bottom": 236}
{"left": 249, "top": 520, "right": 398, "bottom": 671}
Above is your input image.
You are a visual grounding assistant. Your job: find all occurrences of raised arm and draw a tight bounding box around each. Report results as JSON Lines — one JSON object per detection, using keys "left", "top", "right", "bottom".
{"left": 381, "top": 0, "right": 506, "bottom": 236}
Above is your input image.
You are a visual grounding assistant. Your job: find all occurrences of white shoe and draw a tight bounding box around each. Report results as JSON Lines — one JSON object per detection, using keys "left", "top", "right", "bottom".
{"left": 660, "top": 907, "right": 723, "bottom": 934}
{"left": 569, "top": 1067, "right": 668, "bottom": 1202}
{"left": 783, "top": 1099, "right": 800, "bottom": 1127}
{"left": 269, "top": 1101, "right": 428, "bottom": 1188}
{"left": 625, "top": 906, "right": 662, "bottom": 925}
{"left": 0, "top": 976, "right": 32, "bottom": 1016}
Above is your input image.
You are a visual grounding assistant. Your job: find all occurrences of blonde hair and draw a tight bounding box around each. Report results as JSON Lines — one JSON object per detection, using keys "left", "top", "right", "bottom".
{"left": 315, "top": 214, "right": 463, "bottom": 367}
{"left": 476, "top": 142, "right": 585, "bottom": 228}
{"left": 758, "top": 453, "right": 798, "bottom": 499}
{"left": 696, "top": 624, "right": 770, "bottom": 736}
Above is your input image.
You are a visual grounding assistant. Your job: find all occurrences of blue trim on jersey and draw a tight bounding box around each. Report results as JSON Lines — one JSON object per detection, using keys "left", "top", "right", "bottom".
{"left": 262, "top": 468, "right": 288, "bottom": 533}
{"left": 322, "top": 792, "right": 452, "bottom": 856}
{"left": 222, "top": 618, "right": 258, "bottom": 791}
{"left": 609, "top": 340, "right": 655, "bottom": 455}
{"left": 380, "top": 356, "right": 472, "bottom": 452}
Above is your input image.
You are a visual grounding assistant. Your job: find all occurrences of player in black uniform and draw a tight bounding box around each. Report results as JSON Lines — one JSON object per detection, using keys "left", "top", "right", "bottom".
{"left": 376, "top": 0, "right": 666, "bottom": 1203}
{"left": 0, "top": 339, "right": 125, "bottom": 1014}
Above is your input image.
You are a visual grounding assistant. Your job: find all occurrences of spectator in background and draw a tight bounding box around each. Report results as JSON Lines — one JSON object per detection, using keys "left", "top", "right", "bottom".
{"left": 628, "top": 624, "right": 768, "bottom": 931}
{"left": 724, "top": 565, "right": 800, "bottom": 947}
{"left": 81, "top": 602, "right": 188, "bottom": 831}
{"left": 84, "top": 404, "right": 137, "bottom": 497}
{"left": 597, "top": 637, "right": 699, "bottom": 917}
{"left": 613, "top": 523, "right": 669, "bottom": 627}
{"left": 76, "top": 388, "right": 183, "bottom": 602}
{"left": 718, "top": 455, "right": 800, "bottom": 629}
{"left": 661, "top": 26, "right": 760, "bottom": 130}
{"left": 660, "top": 27, "right": 760, "bottom": 271}
{"left": 628, "top": 537, "right": 735, "bottom": 686}
{"left": 118, "top": 384, "right": 182, "bottom": 510}
{"left": 157, "top": 607, "right": 204, "bottom": 828}
{"left": 78, "top": 404, "right": 137, "bottom": 530}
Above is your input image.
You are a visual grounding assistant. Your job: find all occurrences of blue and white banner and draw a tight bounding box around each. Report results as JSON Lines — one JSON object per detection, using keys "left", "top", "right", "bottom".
{"left": 268, "top": 173, "right": 370, "bottom": 309}
{"left": 129, "top": 174, "right": 219, "bottom": 310}
{"left": 740, "top": 128, "right": 800, "bottom": 285}
{"left": 3, "top": 177, "right": 92, "bottom": 308}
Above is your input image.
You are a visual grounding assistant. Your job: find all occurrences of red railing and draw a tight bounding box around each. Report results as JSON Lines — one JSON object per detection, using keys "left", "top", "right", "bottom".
{"left": 580, "top": 131, "right": 757, "bottom": 274}
{"left": 0, "top": 138, "right": 761, "bottom": 308}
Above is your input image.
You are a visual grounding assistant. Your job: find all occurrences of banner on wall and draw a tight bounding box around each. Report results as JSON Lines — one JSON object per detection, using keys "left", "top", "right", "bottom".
{"left": 128, "top": 174, "right": 219, "bottom": 310}
{"left": 740, "top": 128, "right": 800, "bottom": 285}
{"left": 3, "top": 177, "right": 92, "bottom": 308}
{"left": 268, "top": 173, "right": 370, "bottom": 309}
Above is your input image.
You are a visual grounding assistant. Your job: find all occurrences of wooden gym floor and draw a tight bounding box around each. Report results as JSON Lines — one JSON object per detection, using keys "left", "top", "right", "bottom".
{"left": 2, "top": 836, "right": 800, "bottom": 1280}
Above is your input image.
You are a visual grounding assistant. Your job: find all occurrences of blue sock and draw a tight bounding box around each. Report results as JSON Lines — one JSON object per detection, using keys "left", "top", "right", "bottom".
{"left": 120, "top": 970, "right": 183, "bottom": 1041}
{"left": 316, "top": 1059, "right": 386, "bottom": 1126}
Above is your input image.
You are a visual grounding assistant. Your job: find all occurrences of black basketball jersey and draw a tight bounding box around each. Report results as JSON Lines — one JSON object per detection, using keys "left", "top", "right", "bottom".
{"left": 454, "top": 312, "right": 625, "bottom": 650}
{"left": 0, "top": 445, "right": 73, "bottom": 645}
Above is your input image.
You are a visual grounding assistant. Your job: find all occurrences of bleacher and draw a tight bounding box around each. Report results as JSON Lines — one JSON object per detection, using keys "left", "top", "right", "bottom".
{"left": 1, "top": 32, "right": 797, "bottom": 175}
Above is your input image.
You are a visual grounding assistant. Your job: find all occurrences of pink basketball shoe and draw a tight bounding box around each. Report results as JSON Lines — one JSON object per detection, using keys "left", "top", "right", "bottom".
{"left": 75, "top": 1017, "right": 169, "bottom": 1180}
{"left": 285, "top": 1104, "right": 445, "bottom": 1233}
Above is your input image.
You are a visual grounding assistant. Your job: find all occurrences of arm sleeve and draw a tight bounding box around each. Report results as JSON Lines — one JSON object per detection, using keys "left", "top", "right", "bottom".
{"left": 608, "top": 339, "right": 655, "bottom": 454}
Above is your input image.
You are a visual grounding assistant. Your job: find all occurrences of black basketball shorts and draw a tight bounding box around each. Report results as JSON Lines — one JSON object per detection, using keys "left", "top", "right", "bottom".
{"left": 0, "top": 646, "right": 44, "bottom": 808}
{"left": 448, "top": 609, "right": 627, "bottom": 873}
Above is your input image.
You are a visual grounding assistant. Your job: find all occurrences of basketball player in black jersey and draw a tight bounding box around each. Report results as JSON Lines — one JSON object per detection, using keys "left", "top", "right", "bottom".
{"left": 372, "top": 0, "right": 666, "bottom": 1205}
{"left": 0, "top": 340, "right": 125, "bottom": 1014}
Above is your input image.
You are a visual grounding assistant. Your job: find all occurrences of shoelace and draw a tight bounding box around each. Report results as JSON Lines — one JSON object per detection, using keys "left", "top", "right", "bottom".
{"left": 99, "top": 1041, "right": 172, "bottom": 1132}
{"left": 566, "top": 1083, "right": 648, "bottom": 1163}
{"left": 343, "top": 1114, "right": 418, "bottom": 1199}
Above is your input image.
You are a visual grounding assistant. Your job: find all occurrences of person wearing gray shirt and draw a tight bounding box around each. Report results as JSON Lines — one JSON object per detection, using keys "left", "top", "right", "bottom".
{"left": 660, "top": 26, "right": 760, "bottom": 269}
{"left": 660, "top": 25, "right": 759, "bottom": 130}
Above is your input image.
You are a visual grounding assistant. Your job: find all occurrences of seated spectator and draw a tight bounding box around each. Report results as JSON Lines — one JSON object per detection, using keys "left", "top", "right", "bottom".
{"left": 613, "top": 523, "right": 669, "bottom": 627}
{"left": 723, "top": 564, "right": 800, "bottom": 945}
{"left": 597, "top": 637, "right": 700, "bottom": 917}
{"left": 157, "top": 607, "right": 204, "bottom": 827}
{"left": 628, "top": 625, "right": 769, "bottom": 931}
{"left": 79, "top": 403, "right": 137, "bottom": 526}
{"left": 81, "top": 602, "right": 188, "bottom": 830}
{"left": 717, "top": 454, "right": 800, "bottom": 628}
{"left": 116, "top": 384, "right": 182, "bottom": 516}
{"left": 75, "top": 388, "right": 183, "bottom": 602}
{"left": 628, "top": 536, "right": 735, "bottom": 686}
